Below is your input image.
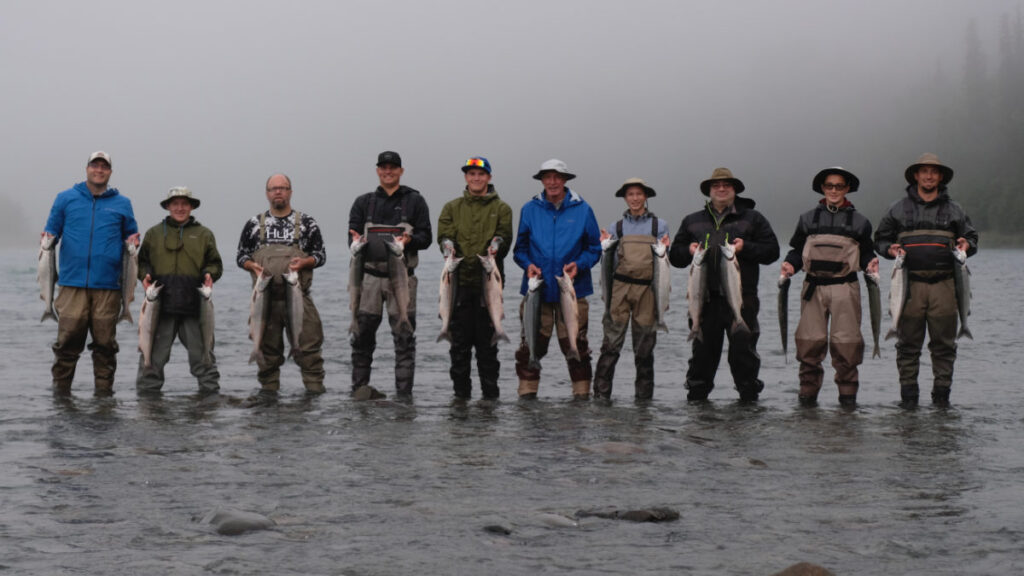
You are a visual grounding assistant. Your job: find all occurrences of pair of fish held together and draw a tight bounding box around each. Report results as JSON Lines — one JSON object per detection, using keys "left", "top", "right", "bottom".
{"left": 437, "top": 250, "right": 509, "bottom": 345}
{"left": 247, "top": 269, "right": 306, "bottom": 364}
{"left": 521, "top": 272, "right": 580, "bottom": 367}
{"left": 687, "top": 243, "right": 748, "bottom": 342}
{"left": 598, "top": 236, "right": 670, "bottom": 333}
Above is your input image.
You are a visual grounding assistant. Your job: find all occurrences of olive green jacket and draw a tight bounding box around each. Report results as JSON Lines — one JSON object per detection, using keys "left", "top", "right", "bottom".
{"left": 138, "top": 216, "right": 223, "bottom": 315}
{"left": 436, "top": 185, "right": 513, "bottom": 289}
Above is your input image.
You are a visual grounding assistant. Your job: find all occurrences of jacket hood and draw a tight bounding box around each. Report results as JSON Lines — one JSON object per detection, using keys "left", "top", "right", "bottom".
{"left": 463, "top": 184, "right": 500, "bottom": 203}
{"left": 904, "top": 183, "right": 950, "bottom": 206}
{"left": 74, "top": 181, "right": 119, "bottom": 199}
{"left": 163, "top": 215, "right": 200, "bottom": 228}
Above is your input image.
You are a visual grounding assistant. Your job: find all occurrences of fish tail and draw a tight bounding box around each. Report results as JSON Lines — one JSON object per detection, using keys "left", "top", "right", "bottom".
{"left": 119, "top": 309, "right": 134, "bottom": 325}
{"left": 731, "top": 319, "right": 750, "bottom": 336}
{"left": 957, "top": 326, "right": 973, "bottom": 340}
{"left": 41, "top": 310, "right": 57, "bottom": 323}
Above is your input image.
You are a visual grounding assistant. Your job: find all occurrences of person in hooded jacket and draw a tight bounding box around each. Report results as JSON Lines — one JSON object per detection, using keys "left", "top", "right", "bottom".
{"left": 781, "top": 168, "right": 877, "bottom": 407}
{"left": 874, "top": 153, "right": 978, "bottom": 408}
{"left": 513, "top": 159, "right": 602, "bottom": 400}
{"left": 436, "top": 157, "right": 513, "bottom": 400}
{"left": 669, "top": 167, "right": 779, "bottom": 402}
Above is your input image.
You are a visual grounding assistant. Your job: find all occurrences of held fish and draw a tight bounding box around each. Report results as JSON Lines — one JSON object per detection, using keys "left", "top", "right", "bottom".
{"left": 137, "top": 283, "right": 163, "bottom": 369}
{"left": 38, "top": 234, "right": 58, "bottom": 322}
{"left": 248, "top": 272, "right": 272, "bottom": 364}
{"left": 778, "top": 274, "right": 790, "bottom": 362}
{"left": 478, "top": 253, "right": 509, "bottom": 345}
{"left": 720, "top": 242, "right": 750, "bottom": 336}
{"left": 556, "top": 274, "right": 580, "bottom": 362}
{"left": 437, "top": 251, "right": 463, "bottom": 342}
{"left": 120, "top": 240, "right": 139, "bottom": 324}
{"left": 197, "top": 284, "right": 215, "bottom": 365}
{"left": 864, "top": 271, "right": 882, "bottom": 357}
{"left": 652, "top": 242, "right": 671, "bottom": 333}
{"left": 524, "top": 276, "right": 545, "bottom": 369}
{"left": 952, "top": 248, "right": 972, "bottom": 340}
{"left": 284, "top": 270, "right": 304, "bottom": 358}
{"left": 686, "top": 246, "right": 708, "bottom": 342}
{"left": 599, "top": 236, "right": 619, "bottom": 311}
{"left": 885, "top": 252, "right": 907, "bottom": 341}
{"left": 385, "top": 236, "right": 413, "bottom": 334}
{"left": 347, "top": 236, "right": 367, "bottom": 337}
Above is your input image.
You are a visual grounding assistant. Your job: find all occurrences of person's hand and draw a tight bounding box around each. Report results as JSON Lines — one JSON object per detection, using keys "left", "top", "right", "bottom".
{"left": 867, "top": 258, "right": 879, "bottom": 275}
{"left": 888, "top": 244, "right": 904, "bottom": 258}
{"left": 527, "top": 264, "right": 542, "bottom": 279}
{"left": 441, "top": 239, "right": 455, "bottom": 257}
{"left": 41, "top": 231, "right": 54, "bottom": 241}
{"left": 204, "top": 273, "right": 213, "bottom": 287}
{"left": 732, "top": 237, "right": 744, "bottom": 253}
{"left": 563, "top": 262, "right": 578, "bottom": 280}
{"left": 288, "top": 256, "right": 309, "bottom": 271}
{"left": 600, "top": 229, "right": 611, "bottom": 242}
{"left": 660, "top": 234, "right": 670, "bottom": 247}
{"left": 488, "top": 237, "right": 500, "bottom": 256}
{"left": 142, "top": 274, "right": 153, "bottom": 290}
{"left": 246, "top": 260, "right": 265, "bottom": 276}
{"left": 689, "top": 242, "right": 700, "bottom": 255}
{"left": 127, "top": 233, "right": 140, "bottom": 247}
{"left": 955, "top": 237, "right": 969, "bottom": 252}
{"left": 349, "top": 229, "right": 362, "bottom": 244}
{"left": 399, "top": 232, "right": 412, "bottom": 245}
{"left": 781, "top": 262, "right": 794, "bottom": 278}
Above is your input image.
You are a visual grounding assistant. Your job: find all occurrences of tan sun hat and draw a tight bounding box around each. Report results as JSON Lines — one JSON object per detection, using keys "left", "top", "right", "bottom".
{"left": 615, "top": 177, "right": 656, "bottom": 198}
{"left": 904, "top": 153, "right": 954, "bottom": 185}
{"left": 160, "top": 186, "right": 200, "bottom": 209}
{"left": 699, "top": 167, "right": 745, "bottom": 196}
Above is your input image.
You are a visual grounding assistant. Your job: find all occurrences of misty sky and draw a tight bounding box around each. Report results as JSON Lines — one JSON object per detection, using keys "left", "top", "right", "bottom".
{"left": 3, "top": 0, "right": 1017, "bottom": 254}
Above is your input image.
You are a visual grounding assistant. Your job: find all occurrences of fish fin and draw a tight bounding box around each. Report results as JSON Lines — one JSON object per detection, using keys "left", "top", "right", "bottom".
{"left": 491, "top": 331, "right": 511, "bottom": 346}
{"left": 119, "top": 309, "right": 134, "bottom": 325}
{"left": 957, "top": 326, "right": 973, "bottom": 340}
{"left": 885, "top": 328, "right": 898, "bottom": 341}
{"left": 657, "top": 322, "right": 669, "bottom": 334}
{"left": 437, "top": 331, "right": 449, "bottom": 343}
{"left": 873, "top": 347, "right": 881, "bottom": 359}
{"left": 41, "top": 310, "right": 57, "bottom": 323}
{"left": 566, "top": 350, "right": 580, "bottom": 362}
{"left": 730, "top": 320, "right": 750, "bottom": 336}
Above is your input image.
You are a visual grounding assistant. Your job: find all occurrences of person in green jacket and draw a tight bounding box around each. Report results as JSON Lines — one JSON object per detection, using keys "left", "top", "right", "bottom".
{"left": 436, "top": 157, "right": 513, "bottom": 399}
{"left": 136, "top": 187, "right": 223, "bottom": 395}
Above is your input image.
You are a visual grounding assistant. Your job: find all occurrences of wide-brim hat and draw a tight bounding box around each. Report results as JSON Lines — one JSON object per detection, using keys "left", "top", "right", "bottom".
{"left": 615, "top": 177, "right": 656, "bottom": 198}
{"left": 699, "top": 167, "right": 745, "bottom": 196}
{"left": 904, "top": 153, "right": 953, "bottom": 185}
{"left": 812, "top": 167, "right": 860, "bottom": 194}
{"left": 160, "top": 186, "right": 200, "bottom": 209}
{"left": 532, "top": 158, "right": 576, "bottom": 181}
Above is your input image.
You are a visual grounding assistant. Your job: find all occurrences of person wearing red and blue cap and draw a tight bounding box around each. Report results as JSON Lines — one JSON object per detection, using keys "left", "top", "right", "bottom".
{"left": 436, "top": 157, "right": 513, "bottom": 400}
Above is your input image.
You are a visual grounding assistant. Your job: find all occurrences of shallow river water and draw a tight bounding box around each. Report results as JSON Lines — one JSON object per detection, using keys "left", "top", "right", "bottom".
{"left": 3, "top": 247, "right": 1022, "bottom": 575}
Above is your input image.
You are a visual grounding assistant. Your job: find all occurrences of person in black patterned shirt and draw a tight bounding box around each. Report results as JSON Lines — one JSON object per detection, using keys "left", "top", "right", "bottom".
{"left": 237, "top": 173, "right": 326, "bottom": 402}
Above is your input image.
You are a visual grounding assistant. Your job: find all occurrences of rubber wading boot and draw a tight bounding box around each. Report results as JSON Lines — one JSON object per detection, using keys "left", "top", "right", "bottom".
{"left": 838, "top": 394, "right": 857, "bottom": 407}
{"left": 931, "top": 387, "right": 951, "bottom": 407}
{"left": 798, "top": 394, "right": 818, "bottom": 407}
{"left": 571, "top": 380, "right": 590, "bottom": 401}
{"left": 900, "top": 384, "right": 919, "bottom": 409}
{"left": 518, "top": 379, "right": 539, "bottom": 399}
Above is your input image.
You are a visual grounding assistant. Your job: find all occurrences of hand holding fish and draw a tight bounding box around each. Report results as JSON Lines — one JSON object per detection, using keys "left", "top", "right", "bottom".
{"left": 563, "top": 261, "right": 578, "bottom": 280}
{"left": 866, "top": 257, "right": 879, "bottom": 275}
{"left": 780, "top": 261, "right": 795, "bottom": 279}
{"left": 955, "top": 237, "right": 969, "bottom": 252}
{"left": 527, "top": 264, "right": 542, "bottom": 279}
{"left": 731, "top": 237, "right": 744, "bottom": 253}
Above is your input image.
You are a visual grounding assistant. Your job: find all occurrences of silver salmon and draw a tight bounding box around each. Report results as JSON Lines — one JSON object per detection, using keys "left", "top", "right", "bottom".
{"left": 347, "top": 236, "right": 367, "bottom": 337}
{"left": 865, "top": 271, "right": 882, "bottom": 357}
{"left": 720, "top": 242, "right": 750, "bottom": 336}
{"left": 778, "top": 274, "right": 790, "bottom": 362}
{"left": 197, "top": 284, "right": 215, "bottom": 365}
{"left": 524, "top": 276, "right": 544, "bottom": 369}
{"left": 38, "top": 234, "right": 58, "bottom": 322}
{"left": 652, "top": 242, "right": 671, "bottom": 333}
{"left": 284, "top": 270, "right": 304, "bottom": 358}
{"left": 437, "top": 251, "right": 463, "bottom": 342}
{"left": 120, "top": 240, "right": 139, "bottom": 324}
{"left": 686, "top": 246, "right": 708, "bottom": 342}
{"left": 385, "top": 236, "right": 413, "bottom": 334}
{"left": 599, "top": 236, "right": 619, "bottom": 314}
{"left": 248, "top": 272, "right": 272, "bottom": 364}
{"left": 885, "top": 252, "right": 907, "bottom": 341}
{"left": 952, "top": 248, "right": 972, "bottom": 340}
{"left": 478, "top": 253, "right": 509, "bottom": 345}
{"left": 556, "top": 274, "right": 580, "bottom": 362}
{"left": 138, "top": 283, "right": 163, "bottom": 369}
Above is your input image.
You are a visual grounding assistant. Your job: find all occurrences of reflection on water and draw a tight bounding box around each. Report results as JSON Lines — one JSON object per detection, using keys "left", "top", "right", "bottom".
{"left": 2, "top": 248, "right": 1023, "bottom": 575}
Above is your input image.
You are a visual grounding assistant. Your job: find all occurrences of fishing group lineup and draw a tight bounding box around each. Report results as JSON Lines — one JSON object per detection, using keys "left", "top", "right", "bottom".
{"left": 38, "top": 150, "right": 978, "bottom": 409}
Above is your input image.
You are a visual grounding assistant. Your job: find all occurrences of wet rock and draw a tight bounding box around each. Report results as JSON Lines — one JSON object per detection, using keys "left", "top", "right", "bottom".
{"left": 575, "top": 506, "right": 680, "bottom": 523}
{"left": 200, "top": 508, "right": 276, "bottom": 536}
{"left": 483, "top": 524, "right": 512, "bottom": 535}
{"left": 771, "top": 562, "right": 835, "bottom": 576}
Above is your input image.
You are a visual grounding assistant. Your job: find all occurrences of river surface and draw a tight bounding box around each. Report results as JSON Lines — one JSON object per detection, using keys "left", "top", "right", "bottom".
{"left": 3, "top": 246, "right": 1022, "bottom": 575}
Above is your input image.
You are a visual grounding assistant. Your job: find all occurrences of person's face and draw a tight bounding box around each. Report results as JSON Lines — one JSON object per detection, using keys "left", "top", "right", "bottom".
{"left": 377, "top": 163, "right": 403, "bottom": 188}
{"left": 915, "top": 165, "right": 943, "bottom": 192}
{"left": 821, "top": 174, "right": 849, "bottom": 206}
{"left": 624, "top": 186, "right": 647, "bottom": 213}
{"left": 265, "top": 175, "right": 292, "bottom": 210}
{"left": 541, "top": 172, "right": 568, "bottom": 201}
{"left": 708, "top": 180, "right": 736, "bottom": 206}
{"left": 166, "top": 197, "right": 194, "bottom": 224}
{"left": 464, "top": 168, "right": 491, "bottom": 195}
{"left": 86, "top": 159, "right": 111, "bottom": 189}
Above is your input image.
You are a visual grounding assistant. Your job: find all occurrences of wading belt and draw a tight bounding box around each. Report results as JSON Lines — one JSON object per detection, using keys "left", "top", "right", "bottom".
{"left": 802, "top": 272, "right": 858, "bottom": 301}
{"left": 908, "top": 271, "right": 952, "bottom": 283}
{"left": 363, "top": 266, "right": 415, "bottom": 278}
{"left": 612, "top": 274, "right": 651, "bottom": 286}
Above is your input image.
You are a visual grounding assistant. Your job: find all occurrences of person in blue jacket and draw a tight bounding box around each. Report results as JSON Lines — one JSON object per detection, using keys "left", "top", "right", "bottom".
{"left": 43, "top": 151, "right": 139, "bottom": 396}
{"left": 513, "top": 159, "right": 602, "bottom": 400}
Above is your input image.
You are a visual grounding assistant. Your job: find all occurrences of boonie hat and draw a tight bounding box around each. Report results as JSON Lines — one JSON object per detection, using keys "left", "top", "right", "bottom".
{"left": 88, "top": 151, "right": 112, "bottom": 167}
{"left": 462, "top": 157, "right": 492, "bottom": 174}
{"left": 812, "top": 167, "right": 860, "bottom": 194}
{"left": 160, "top": 186, "right": 200, "bottom": 209}
{"left": 904, "top": 153, "right": 953, "bottom": 185}
{"left": 532, "top": 158, "right": 576, "bottom": 181}
{"left": 377, "top": 151, "right": 402, "bottom": 167}
{"left": 699, "top": 167, "right": 745, "bottom": 196}
{"left": 615, "top": 177, "right": 657, "bottom": 198}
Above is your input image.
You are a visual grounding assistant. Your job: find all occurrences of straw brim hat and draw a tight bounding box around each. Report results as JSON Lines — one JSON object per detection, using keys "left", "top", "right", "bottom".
{"left": 615, "top": 177, "right": 656, "bottom": 198}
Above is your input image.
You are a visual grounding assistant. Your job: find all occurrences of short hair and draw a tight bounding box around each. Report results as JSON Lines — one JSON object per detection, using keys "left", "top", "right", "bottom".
{"left": 265, "top": 173, "right": 292, "bottom": 190}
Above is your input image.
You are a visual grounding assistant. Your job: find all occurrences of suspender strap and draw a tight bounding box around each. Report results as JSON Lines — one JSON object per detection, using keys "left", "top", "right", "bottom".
{"left": 802, "top": 272, "right": 858, "bottom": 301}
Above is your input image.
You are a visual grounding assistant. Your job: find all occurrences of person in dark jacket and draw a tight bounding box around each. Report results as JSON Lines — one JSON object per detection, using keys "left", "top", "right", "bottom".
{"left": 347, "top": 151, "right": 432, "bottom": 399}
{"left": 43, "top": 151, "right": 139, "bottom": 396}
{"left": 874, "top": 153, "right": 978, "bottom": 408}
{"left": 513, "top": 159, "right": 602, "bottom": 400}
{"left": 780, "top": 168, "right": 877, "bottom": 407}
{"left": 669, "top": 167, "right": 779, "bottom": 402}
{"left": 436, "top": 157, "right": 513, "bottom": 400}
{"left": 137, "top": 187, "right": 223, "bottom": 395}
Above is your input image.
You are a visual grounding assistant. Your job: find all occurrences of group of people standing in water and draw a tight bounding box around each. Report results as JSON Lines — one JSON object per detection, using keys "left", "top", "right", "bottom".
{"left": 41, "top": 150, "right": 978, "bottom": 408}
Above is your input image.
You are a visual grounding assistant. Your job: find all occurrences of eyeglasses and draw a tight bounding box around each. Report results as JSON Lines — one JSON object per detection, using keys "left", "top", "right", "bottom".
{"left": 267, "top": 186, "right": 291, "bottom": 193}
{"left": 821, "top": 183, "right": 849, "bottom": 191}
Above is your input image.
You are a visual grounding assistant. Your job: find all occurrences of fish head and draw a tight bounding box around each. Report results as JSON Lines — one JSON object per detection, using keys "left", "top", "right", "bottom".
{"left": 385, "top": 237, "right": 405, "bottom": 256}
{"left": 475, "top": 254, "right": 493, "bottom": 273}
{"left": 778, "top": 274, "right": 790, "bottom": 288}
{"left": 284, "top": 270, "right": 299, "bottom": 284}
{"left": 600, "top": 237, "right": 618, "bottom": 252}
{"left": 952, "top": 248, "right": 967, "bottom": 265}
{"left": 527, "top": 276, "right": 544, "bottom": 292}
{"left": 350, "top": 237, "right": 367, "bottom": 255}
{"left": 197, "top": 285, "right": 213, "bottom": 299}
{"left": 720, "top": 242, "right": 736, "bottom": 260}
{"left": 652, "top": 242, "right": 666, "bottom": 258}
{"left": 145, "top": 283, "right": 163, "bottom": 300}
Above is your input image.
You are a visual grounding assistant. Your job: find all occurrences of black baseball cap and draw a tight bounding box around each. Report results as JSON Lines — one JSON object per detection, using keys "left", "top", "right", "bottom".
{"left": 376, "top": 151, "right": 402, "bottom": 167}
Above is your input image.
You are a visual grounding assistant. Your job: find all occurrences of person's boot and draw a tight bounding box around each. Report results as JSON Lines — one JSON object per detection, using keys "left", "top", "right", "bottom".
{"left": 518, "top": 379, "right": 539, "bottom": 400}
{"left": 798, "top": 394, "right": 818, "bottom": 407}
{"left": 931, "top": 387, "right": 951, "bottom": 407}
{"left": 899, "top": 384, "right": 919, "bottom": 409}
{"left": 571, "top": 380, "right": 591, "bottom": 401}
{"left": 838, "top": 394, "right": 857, "bottom": 408}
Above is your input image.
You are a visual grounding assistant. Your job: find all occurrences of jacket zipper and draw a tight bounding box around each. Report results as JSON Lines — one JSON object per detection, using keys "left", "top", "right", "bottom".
{"left": 86, "top": 196, "right": 97, "bottom": 288}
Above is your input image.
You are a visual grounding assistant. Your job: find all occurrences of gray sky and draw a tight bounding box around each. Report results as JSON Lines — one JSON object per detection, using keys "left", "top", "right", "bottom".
{"left": 4, "top": 0, "right": 1018, "bottom": 252}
